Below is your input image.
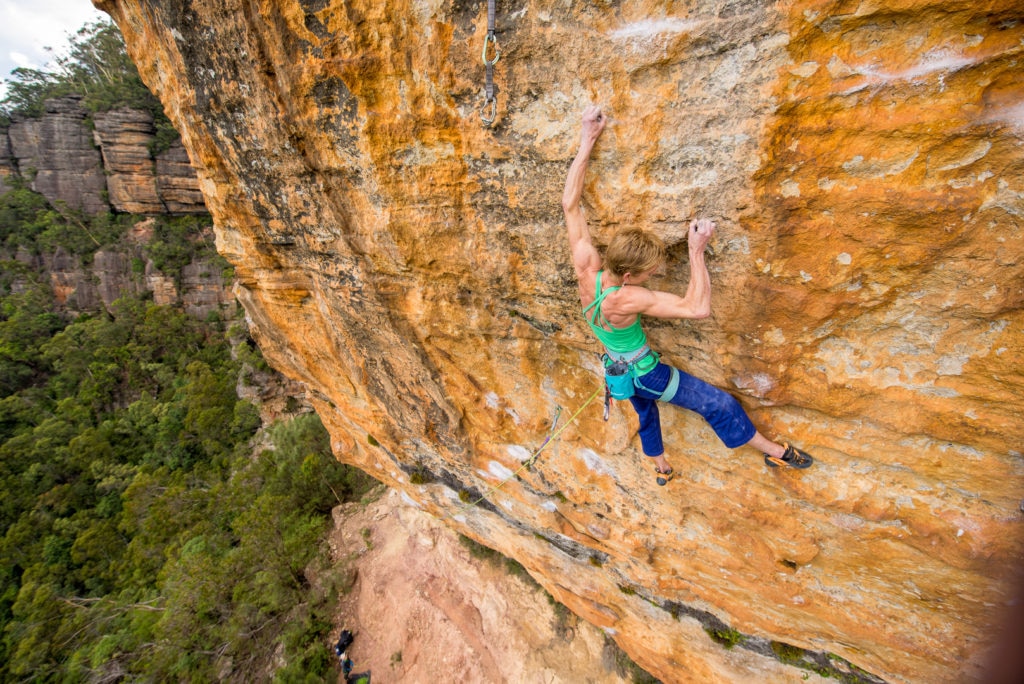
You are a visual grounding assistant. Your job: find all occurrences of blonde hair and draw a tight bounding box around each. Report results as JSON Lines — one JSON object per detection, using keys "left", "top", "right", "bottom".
{"left": 605, "top": 228, "right": 665, "bottom": 279}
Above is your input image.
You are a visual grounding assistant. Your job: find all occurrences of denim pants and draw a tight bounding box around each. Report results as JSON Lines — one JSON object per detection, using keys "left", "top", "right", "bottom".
{"left": 628, "top": 362, "right": 756, "bottom": 456}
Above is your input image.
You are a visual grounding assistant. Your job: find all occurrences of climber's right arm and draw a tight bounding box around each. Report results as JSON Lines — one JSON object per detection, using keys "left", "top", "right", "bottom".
{"left": 562, "top": 105, "right": 607, "bottom": 281}
{"left": 610, "top": 219, "right": 716, "bottom": 320}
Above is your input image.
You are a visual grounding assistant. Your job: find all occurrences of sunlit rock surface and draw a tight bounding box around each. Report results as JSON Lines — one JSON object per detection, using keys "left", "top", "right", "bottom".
{"left": 330, "top": 488, "right": 635, "bottom": 683}
{"left": 93, "top": 108, "right": 166, "bottom": 213}
{"left": 95, "top": 0, "right": 1024, "bottom": 682}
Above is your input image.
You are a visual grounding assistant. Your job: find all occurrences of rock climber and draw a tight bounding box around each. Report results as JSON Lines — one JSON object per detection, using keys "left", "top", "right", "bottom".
{"left": 561, "top": 105, "right": 814, "bottom": 485}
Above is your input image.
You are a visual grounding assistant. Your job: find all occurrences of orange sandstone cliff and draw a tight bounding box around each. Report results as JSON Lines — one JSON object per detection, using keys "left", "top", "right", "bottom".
{"left": 93, "top": 1, "right": 1024, "bottom": 682}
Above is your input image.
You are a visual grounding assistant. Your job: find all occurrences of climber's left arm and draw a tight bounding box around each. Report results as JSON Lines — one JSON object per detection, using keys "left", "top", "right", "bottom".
{"left": 562, "top": 105, "right": 606, "bottom": 281}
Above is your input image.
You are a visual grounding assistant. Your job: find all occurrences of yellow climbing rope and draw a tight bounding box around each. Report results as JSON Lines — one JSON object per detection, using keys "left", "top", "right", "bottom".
{"left": 448, "top": 385, "right": 603, "bottom": 516}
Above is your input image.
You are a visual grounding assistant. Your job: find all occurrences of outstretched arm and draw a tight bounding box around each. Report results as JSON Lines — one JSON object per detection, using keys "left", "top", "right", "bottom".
{"left": 562, "top": 105, "right": 606, "bottom": 280}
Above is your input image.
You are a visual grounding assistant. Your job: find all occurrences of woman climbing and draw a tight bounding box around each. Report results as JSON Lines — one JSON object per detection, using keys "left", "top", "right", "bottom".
{"left": 562, "top": 105, "right": 814, "bottom": 485}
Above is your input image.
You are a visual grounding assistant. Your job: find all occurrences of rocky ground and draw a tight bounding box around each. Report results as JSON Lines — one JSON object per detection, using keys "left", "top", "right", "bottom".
{"left": 328, "top": 488, "right": 634, "bottom": 684}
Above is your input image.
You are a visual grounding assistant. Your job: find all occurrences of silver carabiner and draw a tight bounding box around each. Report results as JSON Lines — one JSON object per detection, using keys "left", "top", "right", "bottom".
{"left": 482, "top": 33, "right": 501, "bottom": 65}
{"left": 480, "top": 96, "right": 497, "bottom": 126}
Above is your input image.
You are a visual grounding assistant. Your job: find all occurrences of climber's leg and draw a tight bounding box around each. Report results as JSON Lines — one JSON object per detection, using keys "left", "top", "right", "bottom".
{"left": 627, "top": 393, "right": 673, "bottom": 484}
{"left": 748, "top": 431, "right": 785, "bottom": 459}
{"left": 641, "top": 364, "right": 815, "bottom": 468}
{"left": 656, "top": 366, "right": 757, "bottom": 448}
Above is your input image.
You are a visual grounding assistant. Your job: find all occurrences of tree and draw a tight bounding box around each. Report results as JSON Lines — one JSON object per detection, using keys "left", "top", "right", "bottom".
{"left": 1, "top": 20, "right": 162, "bottom": 121}
{"left": 0, "top": 268, "right": 64, "bottom": 396}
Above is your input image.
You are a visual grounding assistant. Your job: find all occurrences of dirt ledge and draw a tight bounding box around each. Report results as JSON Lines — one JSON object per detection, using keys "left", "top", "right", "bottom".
{"left": 329, "top": 488, "right": 632, "bottom": 683}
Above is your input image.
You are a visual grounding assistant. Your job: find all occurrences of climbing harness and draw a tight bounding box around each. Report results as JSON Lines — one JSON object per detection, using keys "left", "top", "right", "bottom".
{"left": 444, "top": 386, "right": 602, "bottom": 518}
{"left": 601, "top": 346, "right": 654, "bottom": 400}
{"left": 480, "top": 0, "right": 500, "bottom": 126}
{"left": 638, "top": 365, "right": 680, "bottom": 402}
{"left": 602, "top": 359, "right": 679, "bottom": 420}
{"left": 600, "top": 347, "right": 679, "bottom": 405}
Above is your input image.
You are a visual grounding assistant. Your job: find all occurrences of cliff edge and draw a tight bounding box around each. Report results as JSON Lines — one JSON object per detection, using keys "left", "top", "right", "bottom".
{"left": 94, "top": 1, "right": 1024, "bottom": 682}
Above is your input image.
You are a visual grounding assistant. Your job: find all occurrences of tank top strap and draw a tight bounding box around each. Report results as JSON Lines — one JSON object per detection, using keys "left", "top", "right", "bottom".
{"left": 582, "top": 271, "right": 619, "bottom": 326}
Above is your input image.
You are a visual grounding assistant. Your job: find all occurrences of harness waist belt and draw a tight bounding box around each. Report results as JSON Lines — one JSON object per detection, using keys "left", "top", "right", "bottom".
{"left": 634, "top": 365, "right": 680, "bottom": 402}
{"left": 604, "top": 344, "right": 651, "bottom": 365}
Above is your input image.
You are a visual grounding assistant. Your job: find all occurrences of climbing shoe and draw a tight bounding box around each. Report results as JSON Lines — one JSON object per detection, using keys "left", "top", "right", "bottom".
{"left": 655, "top": 467, "right": 675, "bottom": 486}
{"left": 764, "top": 443, "right": 814, "bottom": 469}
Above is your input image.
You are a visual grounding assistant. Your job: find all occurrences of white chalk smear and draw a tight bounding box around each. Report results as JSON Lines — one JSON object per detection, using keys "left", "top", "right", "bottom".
{"left": 579, "top": 447, "right": 615, "bottom": 477}
{"left": 861, "top": 51, "right": 976, "bottom": 83}
{"left": 610, "top": 18, "right": 701, "bottom": 41}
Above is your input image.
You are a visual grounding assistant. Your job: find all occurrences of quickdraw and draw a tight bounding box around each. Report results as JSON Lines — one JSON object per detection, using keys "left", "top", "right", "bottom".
{"left": 480, "top": 0, "right": 500, "bottom": 126}
{"left": 522, "top": 405, "right": 561, "bottom": 468}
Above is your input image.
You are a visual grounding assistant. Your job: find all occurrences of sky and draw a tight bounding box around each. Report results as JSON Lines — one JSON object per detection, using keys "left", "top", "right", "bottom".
{"left": 0, "top": 0, "right": 107, "bottom": 97}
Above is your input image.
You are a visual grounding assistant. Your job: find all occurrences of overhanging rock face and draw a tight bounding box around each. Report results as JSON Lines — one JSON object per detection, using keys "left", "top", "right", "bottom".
{"left": 94, "top": 0, "right": 1024, "bottom": 681}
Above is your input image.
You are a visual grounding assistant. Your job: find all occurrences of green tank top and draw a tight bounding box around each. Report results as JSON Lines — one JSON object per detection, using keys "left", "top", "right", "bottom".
{"left": 582, "top": 271, "right": 658, "bottom": 374}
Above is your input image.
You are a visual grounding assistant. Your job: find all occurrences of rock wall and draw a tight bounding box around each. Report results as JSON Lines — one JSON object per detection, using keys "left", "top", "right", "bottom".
{"left": 12, "top": 220, "right": 235, "bottom": 319}
{"left": 93, "top": 0, "right": 1024, "bottom": 682}
{"left": 154, "top": 143, "right": 207, "bottom": 213}
{"left": 0, "top": 131, "right": 15, "bottom": 178}
{"left": 93, "top": 108, "right": 164, "bottom": 213}
{"left": 331, "top": 488, "right": 632, "bottom": 682}
{"left": 6, "top": 96, "right": 110, "bottom": 215}
{"left": 2, "top": 96, "right": 206, "bottom": 215}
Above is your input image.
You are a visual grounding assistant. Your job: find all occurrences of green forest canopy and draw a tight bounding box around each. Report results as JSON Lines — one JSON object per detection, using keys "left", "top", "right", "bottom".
{"left": 1, "top": 17, "right": 379, "bottom": 682}
{"left": 0, "top": 271, "right": 376, "bottom": 680}
{"left": 0, "top": 179, "right": 379, "bottom": 683}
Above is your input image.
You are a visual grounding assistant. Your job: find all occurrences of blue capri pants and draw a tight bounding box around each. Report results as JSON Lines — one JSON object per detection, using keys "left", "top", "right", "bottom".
{"left": 628, "top": 362, "right": 756, "bottom": 456}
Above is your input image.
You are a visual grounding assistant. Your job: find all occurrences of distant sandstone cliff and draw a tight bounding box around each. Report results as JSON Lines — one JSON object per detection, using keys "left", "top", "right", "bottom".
{"left": 1, "top": 95, "right": 205, "bottom": 215}
{"left": 94, "top": 0, "right": 1024, "bottom": 682}
{"left": 0, "top": 95, "right": 228, "bottom": 317}
{"left": 7, "top": 220, "right": 233, "bottom": 319}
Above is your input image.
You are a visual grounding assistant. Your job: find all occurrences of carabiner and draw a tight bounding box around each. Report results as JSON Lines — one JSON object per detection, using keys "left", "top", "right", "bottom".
{"left": 481, "top": 33, "right": 501, "bottom": 65}
{"left": 480, "top": 96, "right": 497, "bottom": 126}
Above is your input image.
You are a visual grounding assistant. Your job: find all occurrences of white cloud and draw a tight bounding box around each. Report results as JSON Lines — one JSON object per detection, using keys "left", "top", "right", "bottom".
{"left": 0, "top": 0, "right": 108, "bottom": 97}
{"left": 9, "top": 51, "right": 30, "bottom": 70}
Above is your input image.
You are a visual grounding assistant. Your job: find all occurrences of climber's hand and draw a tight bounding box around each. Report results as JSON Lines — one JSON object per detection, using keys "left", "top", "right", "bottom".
{"left": 688, "top": 218, "right": 715, "bottom": 253}
{"left": 581, "top": 105, "right": 606, "bottom": 145}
